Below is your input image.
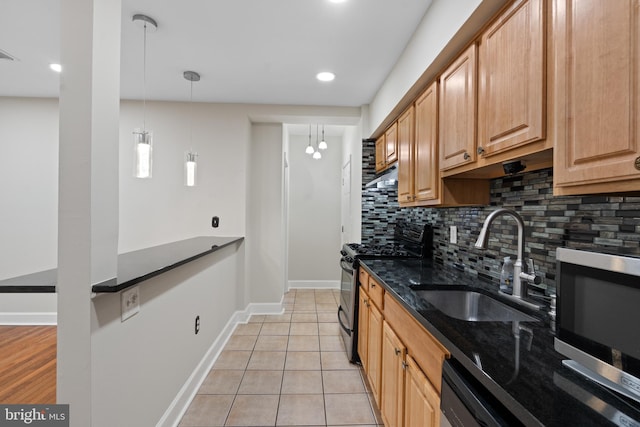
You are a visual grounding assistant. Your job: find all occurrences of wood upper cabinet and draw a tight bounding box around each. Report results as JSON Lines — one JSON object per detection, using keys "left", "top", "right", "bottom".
{"left": 381, "top": 321, "right": 406, "bottom": 427}
{"left": 386, "top": 122, "right": 399, "bottom": 165}
{"left": 439, "top": 44, "right": 477, "bottom": 171}
{"left": 477, "top": 0, "right": 545, "bottom": 158}
{"left": 375, "top": 135, "right": 387, "bottom": 172}
{"left": 552, "top": 0, "right": 640, "bottom": 195}
{"left": 375, "top": 123, "right": 399, "bottom": 173}
{"left": 414, "top": 82, "right": 440, "bottom": 203}
{"left": 404, "top": 355, "right": 440, "bottom": 427}
{"left": 397, "top": 105, "right": 416, "bottom": 204}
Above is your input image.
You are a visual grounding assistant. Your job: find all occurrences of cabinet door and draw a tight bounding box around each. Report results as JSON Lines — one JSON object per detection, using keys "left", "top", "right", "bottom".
{"left": 414, "top": 81, "right": 439, "bottom": 203}
{"left": 367, "top": 302, "right": 384, "bottom": 405}
{"left": 357, "top": 287, "right": 369, "bottom": 370}
{"left": 477, "top": 0, "right": 545, "bottom": 157}
{"left": 398, "top": 106, "right": 415, "bottom": 205}
{"left": 375, "top": 135, "right": 386, "bottom": 172}
{"left": 381, "top": 321, "right": 406, "bottom": 427}
{"left": 404, "top": 355, "right": 440, "bottom": 427}
{"left": 439, "top": 44, "right": 477, "bottom": 171}
{"left": 386, "top": 122, "right": 399, "bottom": 165}
{"left": 553, "top": 0, "right": 640, "bottom": 194}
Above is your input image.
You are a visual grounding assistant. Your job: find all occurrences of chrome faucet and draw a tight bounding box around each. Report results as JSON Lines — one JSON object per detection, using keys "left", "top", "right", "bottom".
{"left": 474, "top": 208, "right": 542, "bottom": 310}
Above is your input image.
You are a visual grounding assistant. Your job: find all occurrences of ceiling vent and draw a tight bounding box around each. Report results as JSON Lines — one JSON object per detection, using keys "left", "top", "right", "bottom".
{"left": 0, "top": 49, "right": 17, "bottom": 61}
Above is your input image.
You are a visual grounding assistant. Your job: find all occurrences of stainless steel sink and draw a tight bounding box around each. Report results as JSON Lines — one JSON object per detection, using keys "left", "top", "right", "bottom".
{"left": 414, "top": 290, "right": 538, "bottom": 322}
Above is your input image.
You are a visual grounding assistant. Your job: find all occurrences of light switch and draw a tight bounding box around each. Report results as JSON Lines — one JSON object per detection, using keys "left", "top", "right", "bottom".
{"left": 449, "top": 226, "right": 457, "bottom": 244}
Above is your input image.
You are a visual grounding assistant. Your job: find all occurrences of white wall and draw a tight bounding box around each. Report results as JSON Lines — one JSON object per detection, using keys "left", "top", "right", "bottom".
{"left": 0, "top": 97, "right": 59, "bottom": 279}
{"left": 118, "top": 101, "right": 249, "bottom": 252}
{"left": 91, "top": 242, "right": 244, "bottom": 427}
{"left": 287, "top": 134, "right": 342, "bottom": 285}
{"left": 246, "top": 123, "right": 286, "bottom": 303}
{"left": 342, "top": 125, "right": 363, "bottom": 244}
{"left": 367, "top": 0, "right": 508, "bottom": 136}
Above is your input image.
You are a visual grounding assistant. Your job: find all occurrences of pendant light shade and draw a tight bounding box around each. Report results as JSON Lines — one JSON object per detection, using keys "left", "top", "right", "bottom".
{"left": 313, "top": 124, "right": 322, "bottom": 159}
{"left": 305, "top": 125, "right": 315, "bottom": 154}
{"left": 134, "top": 130, "right": 152, "bottom": 178}
{"left": 185, "top": 151, "right": 197, "bottom": 187}
{"left": 318, "top": 125, "right": 328, "bottom": 150}
{"left": 184, "top": 70, "right": 201, "bottom": 187}
{"left": 132, "top": 14, "right": 157, "bottom": 179}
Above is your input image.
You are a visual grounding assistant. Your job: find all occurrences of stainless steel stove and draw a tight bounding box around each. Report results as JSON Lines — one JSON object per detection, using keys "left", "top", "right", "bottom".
{"left": 338, "top": 221, "right": 433, "bottom": 362}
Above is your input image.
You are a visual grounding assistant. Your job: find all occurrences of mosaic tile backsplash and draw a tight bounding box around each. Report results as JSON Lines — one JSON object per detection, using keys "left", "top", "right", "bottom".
{"left": 361, "top": 140, "right": 640, "bottom": 294}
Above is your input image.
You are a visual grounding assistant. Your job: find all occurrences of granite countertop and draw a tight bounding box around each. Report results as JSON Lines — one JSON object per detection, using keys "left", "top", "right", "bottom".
{"left": 0, "top": 236, "right": 244, "bottom": 294}
{"left": 360, "top": 258, "right": 640, "bottom": 427}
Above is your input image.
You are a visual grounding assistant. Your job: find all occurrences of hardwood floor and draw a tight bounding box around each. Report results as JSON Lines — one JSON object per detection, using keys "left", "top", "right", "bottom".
{"left": 0, "top": 326, "right": 56, "bottom": 403}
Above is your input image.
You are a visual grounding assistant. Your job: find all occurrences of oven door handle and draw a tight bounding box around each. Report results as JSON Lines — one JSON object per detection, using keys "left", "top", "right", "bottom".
{"left": 340, "top": 258, "right": 354, "bottom": 275}
{"left": 337, "top": 305, "right": 352, "bottom": 337}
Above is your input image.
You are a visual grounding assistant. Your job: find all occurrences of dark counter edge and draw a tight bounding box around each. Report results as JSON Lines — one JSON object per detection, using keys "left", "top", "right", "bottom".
{"left": 360, "top": 261, "right": 546, "bottom": 427}
{"left": 0, "top": 237, "right": 244, "bottom": 294}
{"left": 91, "top": 237, "right": 244, "bottom": 293}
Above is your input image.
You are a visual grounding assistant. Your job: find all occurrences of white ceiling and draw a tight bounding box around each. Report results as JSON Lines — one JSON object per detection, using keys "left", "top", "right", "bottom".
{"left": 0, "top": 0, "right": 433, "bottom": 107}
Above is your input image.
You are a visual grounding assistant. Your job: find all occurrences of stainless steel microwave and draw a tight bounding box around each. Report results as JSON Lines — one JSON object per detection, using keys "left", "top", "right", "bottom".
{"left": 554, "top": 247, "right": 640, "bottom": 403}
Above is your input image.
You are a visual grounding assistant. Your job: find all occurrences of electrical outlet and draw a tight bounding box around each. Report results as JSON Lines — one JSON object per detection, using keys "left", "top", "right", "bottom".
{"left": 449, "top": 225, "right": 458, "bottom": 244}
{"left": 121, "top": 286, "right": 140, "bottom": 322}
{"left": 195, "top": 315, "right": 200, "bottom": 334}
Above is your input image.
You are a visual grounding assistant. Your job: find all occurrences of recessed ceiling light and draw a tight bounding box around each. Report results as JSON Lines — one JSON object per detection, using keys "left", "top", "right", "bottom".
{"left": 316, "top": 72, "right": 335, "bottom": 82}
{"left": 49, "top": 63, "right": 62, "bottom": 73}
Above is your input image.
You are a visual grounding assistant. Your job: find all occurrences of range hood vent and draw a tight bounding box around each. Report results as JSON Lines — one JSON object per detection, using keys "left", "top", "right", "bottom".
{"left": 365, "top": 165, "right": 398, "bottom": 188}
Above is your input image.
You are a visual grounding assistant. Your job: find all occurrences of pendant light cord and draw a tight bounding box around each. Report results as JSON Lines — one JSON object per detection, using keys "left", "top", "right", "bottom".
{"left": 142, "top": 22, "right": 148, "bottom": 132}
{"left": 190, "top": 79, "right": 194, "bottom": 149}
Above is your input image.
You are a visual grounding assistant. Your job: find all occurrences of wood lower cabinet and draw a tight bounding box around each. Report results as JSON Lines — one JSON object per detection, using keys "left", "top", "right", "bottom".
{"left": 358, "top": 272, "right": 450, "bottom": 427}
{"left": 381, "top": 321, "right": 406, "bottom": 427}
{"left": 552, "top": 0, "right": 640, "bottom": 195}
{"left": 357, "top": 286, "right": 369, "bottom": 371}
{"left": 404, "top": 355, "right": 441, "bottom": 427}
{"left": 358, "top": 278, "right": 384, "bottom": 405}
{"left": 367, "top": 300, "right": 384, "bottom": 405}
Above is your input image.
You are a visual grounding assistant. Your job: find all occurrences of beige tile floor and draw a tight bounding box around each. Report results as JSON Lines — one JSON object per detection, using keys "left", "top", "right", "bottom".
{"left": 179, "top": 289, "right": 383, "bottom": 427}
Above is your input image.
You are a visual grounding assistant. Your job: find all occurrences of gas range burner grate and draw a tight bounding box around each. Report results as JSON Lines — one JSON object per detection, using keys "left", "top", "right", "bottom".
{"left": 345, "top": 243, "right": 414, "bottom": 257}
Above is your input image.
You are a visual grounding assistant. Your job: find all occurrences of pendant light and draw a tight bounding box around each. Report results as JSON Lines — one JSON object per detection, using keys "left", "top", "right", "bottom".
{"left": 318, "top": 125, "right": 328, "bottom": 150}
{"left": 132, "top": 14, "right": 157, "bottom": 179}
{"left": 305, "top": 125, "right": 315, "bottom": 154}
{"left": 313, "top": 124, "right": 322, "bottom": 160}
{"left": 183, "top": 71, "right": 200, "bottom": 187}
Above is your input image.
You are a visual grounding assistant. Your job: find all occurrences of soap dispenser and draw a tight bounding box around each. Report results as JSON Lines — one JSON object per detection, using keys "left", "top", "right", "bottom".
{"left": 500, "top": 256, "right": 514, "bottom": 291}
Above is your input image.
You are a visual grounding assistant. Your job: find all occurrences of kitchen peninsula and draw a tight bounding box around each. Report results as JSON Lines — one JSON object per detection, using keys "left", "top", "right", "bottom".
{"left": 0, "top": 236, "right": 243, "bottom": 293}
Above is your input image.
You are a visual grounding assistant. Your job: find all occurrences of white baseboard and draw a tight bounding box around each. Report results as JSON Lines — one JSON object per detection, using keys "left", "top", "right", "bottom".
{"left": 288, "top": 280, "right": 340, "bottom": 290}
{"left": 0, "top": 312, "right": 57, "bottom": 325}
{"left": 158, "top": 299, "right": 283, "bottom": 427}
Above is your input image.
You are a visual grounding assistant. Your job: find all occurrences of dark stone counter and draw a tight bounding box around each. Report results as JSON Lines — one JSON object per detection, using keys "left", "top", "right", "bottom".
{"left": 360, "top": 258, "right": 640, "bottom": 427}
{"left": 0, "top": 236, "right": 244, "bottom": 294}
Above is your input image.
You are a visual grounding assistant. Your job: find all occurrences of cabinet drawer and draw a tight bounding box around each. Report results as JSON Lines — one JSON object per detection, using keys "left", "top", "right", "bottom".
{"left": 368, "top": 277, "right": 385, "bottom": 310}
{"left": 383, "top": 292, "right": 449, "bottom": 392}
{"left": 358, "top": 268, "right": 369, "bottom": 288}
